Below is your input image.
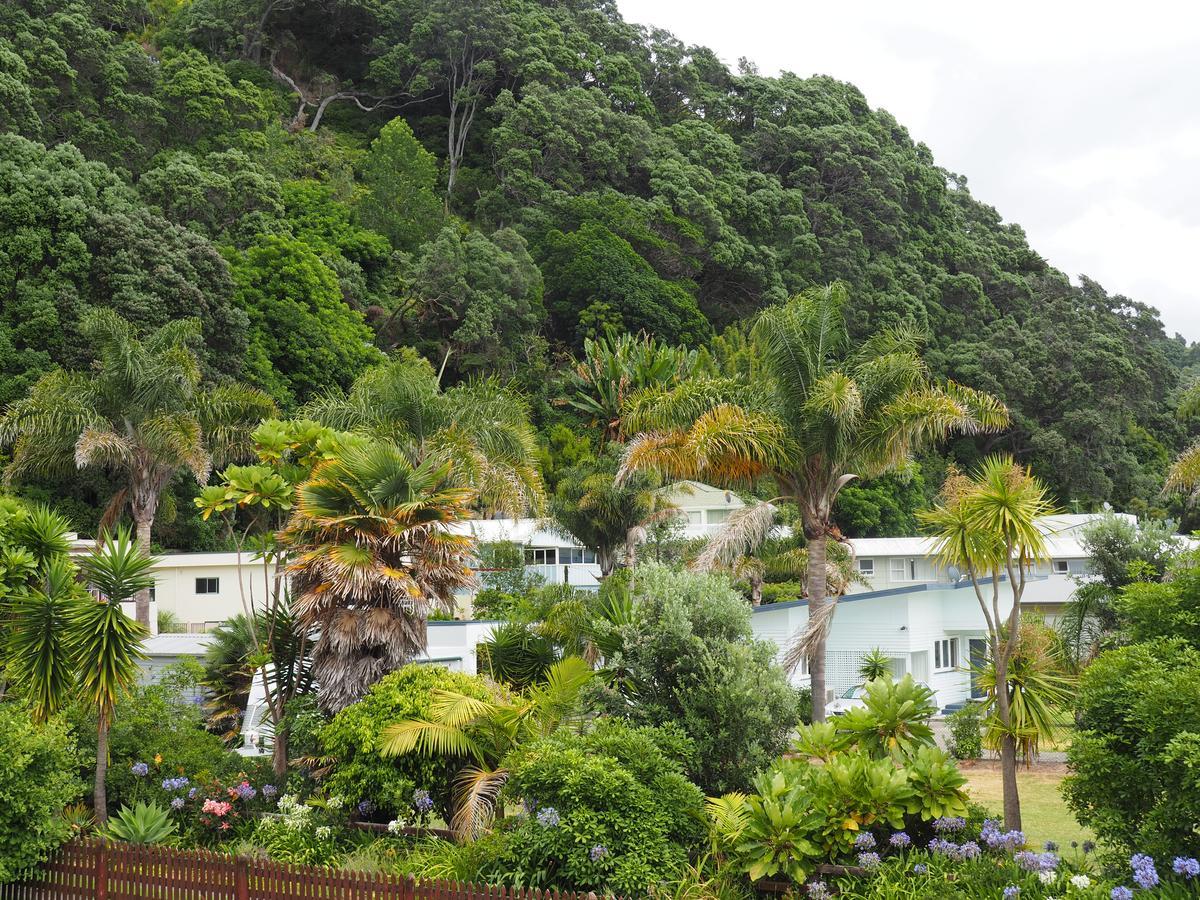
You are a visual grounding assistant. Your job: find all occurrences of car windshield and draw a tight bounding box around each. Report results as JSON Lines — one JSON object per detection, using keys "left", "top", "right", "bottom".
{"left": 841, "top": 686, "right": 863, "bottom": 699}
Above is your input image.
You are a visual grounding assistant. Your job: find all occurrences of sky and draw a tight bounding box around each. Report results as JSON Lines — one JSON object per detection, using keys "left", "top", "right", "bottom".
{"left": 616, "top": 0, "right": 1200, "bottom": 342}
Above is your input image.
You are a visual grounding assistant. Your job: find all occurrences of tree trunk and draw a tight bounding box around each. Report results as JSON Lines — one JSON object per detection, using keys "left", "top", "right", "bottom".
{"left": 133, "top": 515, "right": 153, "bottom": 629}
{"left": 94, "top": 709, "right": 109, "bottom": 824}
{"left": 807, "top": 532, "right": 829, "bottom": 722}
{"left": 994, "top": 643, "right": 1022, "bottom": 830}
{"left": 271, "top": 721, "right": 289, "bottom": 782}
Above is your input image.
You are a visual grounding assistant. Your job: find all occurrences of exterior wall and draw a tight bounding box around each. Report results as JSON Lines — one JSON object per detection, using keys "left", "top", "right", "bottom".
{"left": 151, "top": 553, "right": 278, "bottom": 630}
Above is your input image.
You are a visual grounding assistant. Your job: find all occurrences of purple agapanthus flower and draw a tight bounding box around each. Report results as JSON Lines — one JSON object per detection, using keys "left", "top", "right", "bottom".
{"left": 857, "top": 851, "right": 881, "bottom": 869}
{"left": 1014, "top": 850, "right": 1059, "bottom": 873}
{"left": 262, "top": 784, "right": 277, "bottom": 799}
{"left": 170, "top": 797, "right": 185, "bottom": 810}
{"left": 889, "top": 832, "right": 911, "bottom": 849}
{"left": 854, "top": 832, "right": 877, "bottom": 850}
{"left": 413, "top": 789, "right": 434, "bottom": 813}
{"left": 1173, "top": 856, "right": 1200, "bottom": 878}
{"left": 1110, "top": 888, "right": 1133, "bottom": 900}
{"left": 932, "top": 816, "right": 966, "bottom": 832}
{"left": 357, "top": 800, "right": 375, "bottom": 818}
{"left": 1131, "top": 853, "right": 1159, "bottom": 889}
{"left": 806, "top": 883, "right": 831, "bottom": 900}
{"left": 912, "top": 863, "right": 928, "bottom": 875}
{"left": 589, "top": 845, "right": 608, "bottom": 862}
{"left": 131, "top": 762, "right": 149, "bottom": 777}
{"left": 1003, "top": 887, "right": 1020, "bottom": 899}
{"left": 187, "top": 787, "right": 198, "bottom": 800}
{"left": 536, "top": 806, "right": 560, "bottom": 827}
{"left": 162, "top": 776, "right": 189, "bottom": 791}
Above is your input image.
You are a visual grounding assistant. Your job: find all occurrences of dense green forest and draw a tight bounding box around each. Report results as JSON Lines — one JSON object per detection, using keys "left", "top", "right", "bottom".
{"left": 1, "top": 0, "right": 1196, "bottom": 547}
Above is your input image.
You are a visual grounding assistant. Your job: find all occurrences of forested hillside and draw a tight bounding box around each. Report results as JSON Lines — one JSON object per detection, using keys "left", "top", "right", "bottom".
{"left": 1, "top": 0, "right": 1196, "bottom": 546}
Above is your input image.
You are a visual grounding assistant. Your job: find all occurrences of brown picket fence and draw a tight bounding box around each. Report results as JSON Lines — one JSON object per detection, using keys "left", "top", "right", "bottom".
{"left": 0, "top": 840, "right": 604, "bottom": 900}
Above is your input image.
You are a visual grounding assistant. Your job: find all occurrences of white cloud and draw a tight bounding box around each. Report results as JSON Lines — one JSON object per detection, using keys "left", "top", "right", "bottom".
{"left": 617, "top": 0, "right": 1200, "bottom": 340}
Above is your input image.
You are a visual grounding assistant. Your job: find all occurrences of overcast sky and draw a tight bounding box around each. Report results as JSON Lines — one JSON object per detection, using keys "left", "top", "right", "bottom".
{"left": 617, "top": 0, "right": 1200, "bottom": 342}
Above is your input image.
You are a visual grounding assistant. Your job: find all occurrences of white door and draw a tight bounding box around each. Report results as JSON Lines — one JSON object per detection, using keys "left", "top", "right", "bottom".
{"left": 910, "top": 650, "right": 930, "bottom": 683}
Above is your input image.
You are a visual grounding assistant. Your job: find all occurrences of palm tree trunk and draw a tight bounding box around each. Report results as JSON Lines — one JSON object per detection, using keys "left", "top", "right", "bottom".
{"left": 994, "top": 651, "right": 1022, "bottom": 830}
{"left": 133, "top": 515, "right": 153, "bottom": 629}
{"left": 94, "top": 708, "right": 109, "bottom": 824}
{"left": 272, "top": 723, "right": 289, "bottom": 782}
{"left": 807, "top": 533, "right": 829, "bottom": 722}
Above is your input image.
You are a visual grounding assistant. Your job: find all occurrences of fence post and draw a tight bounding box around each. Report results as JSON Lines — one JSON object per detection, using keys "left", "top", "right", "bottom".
{"left": 95, "top": 840, "right": 108, "bottom": 900}
{"left": 235, "top": 854, "right": 250, "bottom": 900}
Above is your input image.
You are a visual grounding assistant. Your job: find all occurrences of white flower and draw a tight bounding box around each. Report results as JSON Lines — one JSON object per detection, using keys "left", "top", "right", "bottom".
{"left": 315, "top": 825, "right": 332, "bottom": 841}
{"left": 1039, "top": 871, "right": 1057, "bottom": 885}
{"left": 325, "top": 795, "right": 344, "bottom": 810}
{"left": 1069, "top": 875, "right": 1091, "bottom": 889}
{"left": 387, "top": 819, "right": 403, "bottom": 835}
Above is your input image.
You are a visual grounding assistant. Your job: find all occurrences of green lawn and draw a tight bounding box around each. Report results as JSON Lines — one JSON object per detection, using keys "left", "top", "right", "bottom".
{"left": 962, "top": 765, "right": 1093, "bottom": 849}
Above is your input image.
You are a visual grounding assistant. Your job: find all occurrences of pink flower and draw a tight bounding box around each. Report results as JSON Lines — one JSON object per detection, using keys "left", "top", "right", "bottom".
{"left": 202, "top": 799, "right": 232, "bottom": 817}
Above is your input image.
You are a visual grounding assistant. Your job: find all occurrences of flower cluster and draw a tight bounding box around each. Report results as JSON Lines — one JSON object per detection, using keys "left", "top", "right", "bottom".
{"left": 1014, "top": 850, "right": 1059, "bottom": 873}
{"left": 202, "top": 799, "right": 232, "bottom": 816}
{"left": 980, "top": 819, "right": 1025, "bottom": 850}
{"left": 1002, "top": 886, "right": 1020, "bottom": 899}
{"left": 932, "top": 816, "right": 966, "bottom": 833}
{"left": 162, "top": 776, "right": 189, "bottom": 792}
{"left": 356, "top": 800, "right": 375, "bottom": 818}
{"left": 854, "top": 832, "right": 877, "bottom": 850}
{"left": 277, "top": 794, "right": 314, "bottom": 831}
{"left": 413, "top": 789, "right": 434, "bottom": 814}
{"left": 857, "top": 851, "right": 881, "bottom": 869}
{"left": 928, "top": 838, "right": 981, "bottom": 861}
{"left": 131, "top": 762, "right": 149, "bottom": 777}
{"left": 589, "top": 845, "right": 608, "bottom": 862}
{"left": 1110, "top": 888, "right": 1133, "bottom": 900}
{"left": 229, "top": 781, "right": 256, "bottom": 801}
{"left": 536, "top": 806, "right": 560, "bottom": 828}
{"left": 888, "top": 832, "right": 911, "bottom": 849}
{"left": 806, "top": 883, "right": 831, "bottom": 900}
{"left": 1069, "top": 875, "right": 1091, "bottom": 889}
{"left": 387, "top": 819, "right": 405, "bottom": 835}
{"left": 261, "top": 784, "right": 277, "bottom": 799}
{"left": 912, "top": 863, "right": 927, "bottom": 875}
{"left": 1131, "top": 853, "right": 1159, "bottom": 890}
{"left": 170, "top": 797, "right": 185, "bottom": 810}
{"left": 1173, "top": 856, "right": 1200, "bottom": 878}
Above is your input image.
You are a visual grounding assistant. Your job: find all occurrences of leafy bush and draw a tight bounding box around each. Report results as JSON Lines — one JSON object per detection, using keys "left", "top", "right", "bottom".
{"left": 321, "top": 665, "right": 496, "bottom": 819}
{"left": 1064, "top": 639, "right": 1200, "bottom": 858}
{"left": 946, "top": 704, "right": 983, "bottom": 760}
{"left": 598, "top": 563, "right": 802, "bottom": 794}
{"left": 67, "top": 665, "right": 238, "bottom": 812}
{"left": 481, "top": 720, "right": 705, "bottom": 896}
{"left": 0, "top": 707, "right": 83, "bottom": 882}
{"left": 243, "top": 793, "right": 347, "bottom": 866}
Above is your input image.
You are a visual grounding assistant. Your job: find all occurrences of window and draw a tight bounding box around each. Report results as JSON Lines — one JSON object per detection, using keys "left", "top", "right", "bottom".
{"left": 195, "top": 577, "right": 219, "bottom": 594}
{"left": 1052, "top": 559, "right": 1069, "bottom": 575}
{"left": 524, "top": 548, "right": 556, "bottom": 566}
{"left": 706, "top": 508, "right": 732, "bottom": 525}
{"left": 934, "top": 638, "right": 959, "bottom": 671}
{"left": 889, "top": 558, "right": 918, "bottom": 581}
{"left": 857, "top": 558, "right": 875, "bottom": 576}
{"left": 794, "top": 655, "right": 810, "bottom": 676}
{"left": 560, "top": 548, "right": 598, "bottom": 565}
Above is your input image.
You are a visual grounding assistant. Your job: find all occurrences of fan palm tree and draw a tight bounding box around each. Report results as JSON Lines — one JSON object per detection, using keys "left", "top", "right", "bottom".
{"left": 920, "top": 455, "right": 1057, "bottom": 830}
{"left": 76, "top": 529, "right": 154, "bottom": 823}
{"left": 303, "top": 352, "right": 543, "bottom": 517}
{"left": 379, "top": 655, "right": 592, "bottom": 840}
{"left": 282, "top": 440, "right": 476, "bottom": 712}
{"left": 620, "top": 284, "right": 1008, "bottom": 719}
{"left": 0, "top": 310, "right": 275, "bottom": 626}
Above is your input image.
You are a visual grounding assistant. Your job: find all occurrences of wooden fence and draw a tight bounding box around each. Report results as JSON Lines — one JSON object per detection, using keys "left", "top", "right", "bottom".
{"left": 0, "top": 841, "right": 602, "bottom": 900}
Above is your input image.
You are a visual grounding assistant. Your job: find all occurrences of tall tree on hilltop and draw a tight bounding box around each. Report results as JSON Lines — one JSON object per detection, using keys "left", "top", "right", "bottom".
{"left": 0, "top": 310, "right": 274, "bottom": 626}
{"left": 619, "top": 284, "right": 1008, "bottom": 720}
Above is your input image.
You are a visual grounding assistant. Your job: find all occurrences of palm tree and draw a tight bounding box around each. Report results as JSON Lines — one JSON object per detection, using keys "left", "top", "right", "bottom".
{"left": 282, "top": 440, "right": 477, "bottom": 712}
{"left": 379, "top": 656, "right": 592, "bottom": 840}
{"left": 561, "top": 331, "right": 700, "bottom": 443}
{"left": 303, "top": 352, "right": 543, "bottom": 517}
{"left": 620, "top": 284, "right": 1008, "bottom": 719}
{"left": 2, "top": 505, "right": 81, "bottom": 722}
{"left": 920, "top": 455, "right": 1056, "bottom": 830}
{"left": 0, "top": 310, "right": 275, "bottom": 626}
{"left": 76, "top": 529, "right": 155, "bottom": 823}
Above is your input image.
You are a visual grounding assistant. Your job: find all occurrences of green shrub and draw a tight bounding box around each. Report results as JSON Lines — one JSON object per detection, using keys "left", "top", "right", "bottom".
{"left": 1064, "top": 639, "right": 1200, "bottom": 858}
{"left": 760, "top": 581, "right": 805, "bottom": 604}
{"left": 946, "top": 704, "right": 983, "bottom": 760}
{"left": 481, "top": 720, "right": 705, "bottom": 896}
{"left": 104, "top": 802, "right": 178, "bottom": 846}
{"left": 320, "top": 665, "right": 495, "bottom": 819}
{"left": 0, "top": 706, "right": 83, "bottom": 882}
{"left": 598, "top": 563, "right": 802, "bottom": 794}
{"left": 67, "top": 666, "right": 237, "bottom": 813}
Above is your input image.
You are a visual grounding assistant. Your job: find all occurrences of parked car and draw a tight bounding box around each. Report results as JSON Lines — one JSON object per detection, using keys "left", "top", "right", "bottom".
{"left": 825, "top": 681, "right": 933, "bottom": 718}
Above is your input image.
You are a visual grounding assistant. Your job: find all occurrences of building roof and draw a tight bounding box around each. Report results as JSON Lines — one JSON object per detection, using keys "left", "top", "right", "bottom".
{"left": 143, "top": 633, "right": 213, "bottom": 656}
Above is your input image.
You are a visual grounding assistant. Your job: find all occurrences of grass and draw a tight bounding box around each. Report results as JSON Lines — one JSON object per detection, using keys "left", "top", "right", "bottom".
{"left": 961, "top": 764, "right": 1093, "bottom": 849}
